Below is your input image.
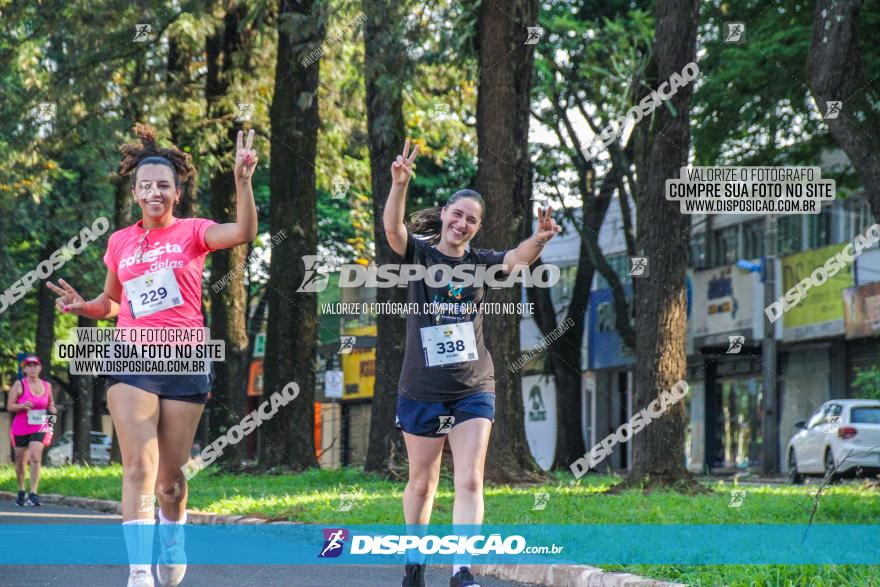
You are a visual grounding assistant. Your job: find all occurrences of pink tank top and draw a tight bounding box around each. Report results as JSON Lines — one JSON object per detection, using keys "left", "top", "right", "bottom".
{"left": 11, "top": 378, "right": 51, "bottom": 436}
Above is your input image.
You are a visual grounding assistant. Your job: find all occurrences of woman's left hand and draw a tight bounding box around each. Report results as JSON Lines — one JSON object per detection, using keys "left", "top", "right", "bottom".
{"left": 48, "top": 406, "right": 57, "bottom": 415}
{"left": 534, "top": 206, "right": 560, "bottom": 244}
{"left": 234, "top": 128, "right": 258, "bottom": 182}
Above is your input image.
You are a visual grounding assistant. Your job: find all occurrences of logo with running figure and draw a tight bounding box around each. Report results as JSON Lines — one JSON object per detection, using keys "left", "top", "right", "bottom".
{"left": 337, "top": 336, "right": 356, "bottom": 354}
{"left": 724, "top": 22, "right": 745, "bottom": 43}
{"left": 532, "top": 492, "right": 549, "bottom": 511}
{"left": 727, "top": 335, "right": 744, "bottom": 354}
{"left": 629, "top": 257, "right": 649, "bottom": 277}
{"left": 824, "top": 101, "right": 842, "bottom": 120}
{"left": 298, "top": 255, "right": 336, "bottom": 293}
{"left": 436, "top": 415, "right": 455, "bottom": 435}
{"left": 728, "top": 489, "right": 746, "bottom": 508}
{"left": 319, "top": 528, "right": 348, "bottom": 558}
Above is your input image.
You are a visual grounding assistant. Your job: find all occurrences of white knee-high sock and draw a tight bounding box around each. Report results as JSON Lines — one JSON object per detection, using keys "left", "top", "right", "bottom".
{"left": 158, "top": 509, "right": 187, "bottom": 525}
{"left": 158, "top": 508, "right": 187, "bottom": 557}
{"left": 122, "top": 519, "right": 156, "bottom": 573}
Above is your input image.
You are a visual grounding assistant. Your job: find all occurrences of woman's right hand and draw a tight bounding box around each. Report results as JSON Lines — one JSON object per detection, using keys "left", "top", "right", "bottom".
{"left": 391, "top": 139, "right": 419, "bottom": 186}
{"left": 23, "top": 401, "right": 34, "bottom": 409}
{"left": 47, "top": 279, "right": 87, "bottom": 316}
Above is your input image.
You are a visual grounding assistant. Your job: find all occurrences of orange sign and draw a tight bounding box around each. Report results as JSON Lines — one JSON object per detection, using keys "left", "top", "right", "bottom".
{"left": 247, "top": 359, "right": 264, "bottom": 397}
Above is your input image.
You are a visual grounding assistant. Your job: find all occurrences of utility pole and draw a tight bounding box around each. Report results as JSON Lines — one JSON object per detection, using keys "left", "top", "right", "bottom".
{"left": 761, "top": 214, "right": 779, "bottom": 476}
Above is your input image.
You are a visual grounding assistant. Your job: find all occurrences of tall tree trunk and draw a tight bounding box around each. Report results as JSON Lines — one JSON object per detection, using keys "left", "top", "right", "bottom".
{"left": 109, "top": 57, "right": 145, "bottom": 466}
{"left": 532, "top": 185, "right": 615, "bottom": 469}
{"left": 362, "top": 0, "right": 408, "bottom": 476}
{"left": 808, "top": 0, "right": 880, "bottom": 222}
{"left": 475, "top": 0, "right": 543, "bottom": 482}
{"left": 35, "top": 242, "right": 57, "bottom": 465}
{"left": 168, "top": 35, "right": 198, "bottom": 218}
{"left": 92, "top": 381, "right": 104, "bottom": 431}
{"left": 625, "top": 0, "right": 699, "bottom": 489}
{"left": 110, "top": 180, "right": 129, "bottom": 464}
{"left": 259, "top": 0, "right": 325, "bottom": 470}
{"left": 72, "top": 316, "right": 96, "bottom": 464}
{"left": 35, "top": 243, "right": 56, "bottom": 378}
{"left": 114, "top": 176, "right": 133, "bottom": 230}
{"left": 204, "top": 3, "right": 251, "bottom": 463}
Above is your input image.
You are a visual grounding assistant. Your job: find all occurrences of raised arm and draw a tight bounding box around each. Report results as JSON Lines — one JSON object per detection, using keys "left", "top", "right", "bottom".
{"left": 47, "top": 272, "right": 122, "bottom": 320}
{"left": 503, "top": 206, "right": 560, "bottom": 269}
{"left": 383, "top": 140, "right": 420, "bottom": 257}
{"left": 205, "top": 129, "right": 259, "bottom": 250}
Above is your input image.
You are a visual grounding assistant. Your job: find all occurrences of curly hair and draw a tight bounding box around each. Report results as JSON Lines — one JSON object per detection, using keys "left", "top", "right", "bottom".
{"left": 407, "top": 189, "right": 485, "bottom": 245}
{"left": 118, "top": 123, "right": 195, "bottom": 186}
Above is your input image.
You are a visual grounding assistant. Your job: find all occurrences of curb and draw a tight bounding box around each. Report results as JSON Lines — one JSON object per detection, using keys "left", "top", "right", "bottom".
{"left": 0, "top": 491, "right": 282, "bottom": 524}
{"left": 0, "top": 492, "right": 682, "bottom": 586}
{"left": 476, "top": 564, "right": 684, "bottom": 586}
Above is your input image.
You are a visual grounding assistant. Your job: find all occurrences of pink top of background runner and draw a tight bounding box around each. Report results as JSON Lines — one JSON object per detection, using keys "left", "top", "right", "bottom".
{"left": 103, "top": 217, "right": 216, "bottom": 328}
{"left": 11, "top": 378, "right": 51, "bottom": 436}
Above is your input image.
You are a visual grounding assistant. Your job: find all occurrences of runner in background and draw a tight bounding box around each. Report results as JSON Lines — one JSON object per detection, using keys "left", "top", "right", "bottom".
{"left": 47, "top": 124, "right": 258, "bottom": 587}
{"left": 384, "top": 141, "right": 560, "bottom": 587}
{"left": 6, "top": 354, "right": 57, "bottom": 507}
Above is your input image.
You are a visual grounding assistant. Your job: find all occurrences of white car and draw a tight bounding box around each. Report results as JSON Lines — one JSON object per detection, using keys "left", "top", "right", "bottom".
{"left": 787, "top": 399, "right": 880, "bottom": 483}
{"left": 47, "top": 431, "right": 111, "bottom": 466}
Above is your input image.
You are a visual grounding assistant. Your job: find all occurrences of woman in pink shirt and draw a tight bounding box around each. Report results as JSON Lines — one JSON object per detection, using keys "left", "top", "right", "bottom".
{"left": 6, "top": 354, "right": 57, "bottom": 507}
{"left": 47, "top": 124, "right": 257, "bottom": 587}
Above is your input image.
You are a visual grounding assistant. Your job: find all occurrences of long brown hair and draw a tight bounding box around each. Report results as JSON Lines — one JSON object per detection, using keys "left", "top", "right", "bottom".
{"left": 407, "top": 189, "right": 485, "bottom": 245}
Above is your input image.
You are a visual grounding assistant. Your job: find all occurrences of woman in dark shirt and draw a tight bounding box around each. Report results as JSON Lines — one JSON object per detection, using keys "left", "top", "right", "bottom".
{"left": 383, "top": 141, "right": 559, "bottom": 587}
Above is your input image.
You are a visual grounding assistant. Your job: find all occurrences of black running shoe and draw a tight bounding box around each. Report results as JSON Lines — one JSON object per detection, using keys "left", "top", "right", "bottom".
{"left": 27, "top": 493, "right": 41, "bottom": 506}
{"left": 450, "top": 567, "right": 480, "bottom": 587}
{"left": 15, "top": 491, "right": 26, "bottom": 506}
{"left": 402, "top": 563, "right": 425, "bottom": 587}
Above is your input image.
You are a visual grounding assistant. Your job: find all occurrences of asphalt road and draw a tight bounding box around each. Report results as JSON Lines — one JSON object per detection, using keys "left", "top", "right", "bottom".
{"left": 0, "top": 500, "right": 535, "bottom": 587}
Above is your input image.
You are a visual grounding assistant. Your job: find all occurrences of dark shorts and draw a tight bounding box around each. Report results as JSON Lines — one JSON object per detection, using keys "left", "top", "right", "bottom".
{"left": 14, "top": 433, "right": 46, "bottom": 448}
{"left": 395, "top": 391, "right": 495, "bottom": 438}
{"left": 105, "top": 364, "right": 214, "bottom": 404}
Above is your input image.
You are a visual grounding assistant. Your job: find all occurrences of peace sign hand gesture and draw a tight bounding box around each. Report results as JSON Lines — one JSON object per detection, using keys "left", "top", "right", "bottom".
{"left": 46, "top": 279, "right": 87, "bottom": 316}
{"left": 234, "top": 129, "right": 259, "bottom": 183}
{"left": 534, "top": 206, "right": 560, "bottom": 246}
{"left": 391, "top": 139, "right": 419, "bottom": 186}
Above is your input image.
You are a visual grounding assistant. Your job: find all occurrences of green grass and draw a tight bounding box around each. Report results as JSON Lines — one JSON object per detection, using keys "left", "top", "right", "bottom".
{"left": 2, "top": 465, "right": 878, "bottom": 586}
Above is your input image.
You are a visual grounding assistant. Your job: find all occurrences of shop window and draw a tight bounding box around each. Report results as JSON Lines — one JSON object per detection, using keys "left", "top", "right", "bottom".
{"left": 742, "top": 220, "right": 764, "bottom": 259}
{"left": 712, "top": 225, "right": 739, "bottom": 267}
{"left": 690, "top": 232, "right": 708, "bottom": 269}
{"left": 845, "top": 198, "right": 873, "bottom": 240}
{"left": 776, "top": 215, "right": 803, "bottom": 255}
{"left": 807, "top": 209, "right": 833, "bottom": 248}
{"left": 719, "top": 378, "right": 763, "bottom": 470}
{"left": 596, "top": 254, "right": 630, "bottom": 290}
{"left": 550, "top": 265, "right": 577, "bottom": 307}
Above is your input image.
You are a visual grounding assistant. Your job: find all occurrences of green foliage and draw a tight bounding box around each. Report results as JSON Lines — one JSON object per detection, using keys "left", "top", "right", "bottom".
{"left": 852, "top": 366, "right": 880, "bottom": 401}
{"left": 531, "top": 1, "right": 654, "bottom": 202}
{"left": 694, "top": 0, "right": 880, "bottom": 200}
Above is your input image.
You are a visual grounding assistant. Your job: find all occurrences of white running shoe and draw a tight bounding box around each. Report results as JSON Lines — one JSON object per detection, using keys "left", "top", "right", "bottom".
{"left": 156, "top": 561, "right": 186, "bottom": 587}
{"left": 127, "top": 568, "right": 154, "bottom": 587}
{"left": 156, "top": 524, "right": 187, "bottom": 587}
